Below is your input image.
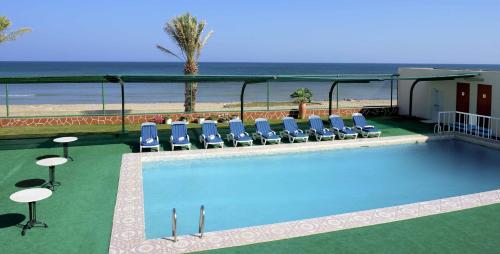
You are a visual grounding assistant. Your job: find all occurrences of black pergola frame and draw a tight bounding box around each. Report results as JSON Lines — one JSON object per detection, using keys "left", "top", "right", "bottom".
{"left": 0, "top": 73, "right": 478, "bottom": 133}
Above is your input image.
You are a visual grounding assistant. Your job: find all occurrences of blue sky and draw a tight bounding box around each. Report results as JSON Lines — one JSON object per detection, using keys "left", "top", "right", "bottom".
{"left": 1, "top": 0, "right": 499, "bottom": 63}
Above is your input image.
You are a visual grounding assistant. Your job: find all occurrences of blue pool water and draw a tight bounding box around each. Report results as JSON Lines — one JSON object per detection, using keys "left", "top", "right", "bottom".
{"left": 142, "top": 140, "right": 500, "bottom": 239}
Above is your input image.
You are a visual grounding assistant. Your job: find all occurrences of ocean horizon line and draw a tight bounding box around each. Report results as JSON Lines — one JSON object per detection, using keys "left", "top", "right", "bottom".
{"left": 1, "top": 60, "right": 499, "bottom": 66}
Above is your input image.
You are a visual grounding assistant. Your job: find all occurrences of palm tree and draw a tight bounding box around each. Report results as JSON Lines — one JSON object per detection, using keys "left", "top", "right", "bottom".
{"left": 0, "top": 16, "right": 31, "bottom": 44}
{"left": 157, "top": 13, "right": 213, "bottom": 113}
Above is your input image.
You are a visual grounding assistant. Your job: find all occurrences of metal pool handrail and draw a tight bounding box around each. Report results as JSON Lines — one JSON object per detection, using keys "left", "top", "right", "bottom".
{"left": 172, "top": 208, "right": 177, "bottom": 242}
{"left": 199, "top": 205, "right": 205, "bottom": 238}
{"left": 435, "top": 111, "right": 499, "bottom": 141}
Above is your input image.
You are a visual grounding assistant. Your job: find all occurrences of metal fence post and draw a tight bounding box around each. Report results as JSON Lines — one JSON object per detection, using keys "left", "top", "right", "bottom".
{"left": 390, "top": 79, "right": 394, "bottom": 108}
{"left": 119, "top": 79, "right": 126, "bottom": 134}
{"left": 336, "top": 84, "right": 339, "bottom": 109}
{"left": 5, "top": 83, "right": 9, "bottom": 117}
{"left": 101, "top": 82, "right": 105, "bottom": 115}
{"left": 395, "top": 78, "right": 399, "bottom": 107}
{"left": 266, "top": 82, "right": 270, "bottom": 111}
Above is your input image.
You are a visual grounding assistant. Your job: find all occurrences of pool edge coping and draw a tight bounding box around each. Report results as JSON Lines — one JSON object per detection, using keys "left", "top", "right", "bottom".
{"left": 109, "top": 134, "right": 500, "bottom": 254}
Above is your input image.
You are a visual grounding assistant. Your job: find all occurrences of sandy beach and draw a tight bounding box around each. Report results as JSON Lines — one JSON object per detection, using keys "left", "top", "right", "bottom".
{"left": 0, "top": 99, "right": 392, "bottom": 117}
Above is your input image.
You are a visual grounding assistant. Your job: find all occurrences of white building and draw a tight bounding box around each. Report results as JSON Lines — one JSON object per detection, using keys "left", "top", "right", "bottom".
{"left": 398, "top": 67, "right": 499, "bottom": 122}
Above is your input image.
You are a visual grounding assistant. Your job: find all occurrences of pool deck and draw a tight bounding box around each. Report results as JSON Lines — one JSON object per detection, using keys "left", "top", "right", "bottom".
{"left": 109, "top": 134, "right": 500, "bottom": 254}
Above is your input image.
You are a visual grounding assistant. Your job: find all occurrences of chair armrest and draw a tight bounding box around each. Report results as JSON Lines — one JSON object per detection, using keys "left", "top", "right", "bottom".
{"left": 309, "top": 128, "right": 317, "bottom": 133}
{"left": 156, "top": 136, "right": 160, "bottom": 142}
{"left": 256, "top": 131, "right": 263, "bottom": 135}
{"left": 216, "top": 133, "right": 222, "bottom": 138}
{"left": 170, "top": 136, "right": 173, "bottom": 142}
{"left": 187, "top": 135, "right": 190, "bottom": 141}
{"left": 200, "top": 134, "right": 206, "bottom": 139}
{"left": 354, "top": 126, "right": 362, "bottom": 130}
{"left": 332, "top": 127, "right": 340, "bottom": 131}
{"left": 364, "top": 125, "right": 375, "bottom": 128}
{"left": 244, "top": 132, "right": 250, "bottom": 136}
{"left": 298, "top": 129, "right": 304, "bottom": 133}
{"left": 140, "top": 137, "right": 143, "bottom": 142}
{"left": 283, "top": 130, "right": 290, "bottom": 134}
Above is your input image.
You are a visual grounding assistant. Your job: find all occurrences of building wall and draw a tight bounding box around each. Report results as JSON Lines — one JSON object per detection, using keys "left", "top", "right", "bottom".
{"left": 398, "top": 68, "right": 500, "bottom": 120}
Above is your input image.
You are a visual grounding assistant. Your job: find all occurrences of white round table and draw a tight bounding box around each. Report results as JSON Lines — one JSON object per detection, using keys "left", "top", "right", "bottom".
{"left": 36, "top": 157, "right": 68, "bottom": 190}
{"left": 10, "top": 188, "right": 52, "bottom": 236}
{"left": 53, "top": 137, "right": 78, "bottom": 160}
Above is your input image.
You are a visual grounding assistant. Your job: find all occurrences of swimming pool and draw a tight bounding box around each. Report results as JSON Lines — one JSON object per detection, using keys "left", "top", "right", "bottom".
{"left": 142, "top": 139, "right": 500, "bottom": 239}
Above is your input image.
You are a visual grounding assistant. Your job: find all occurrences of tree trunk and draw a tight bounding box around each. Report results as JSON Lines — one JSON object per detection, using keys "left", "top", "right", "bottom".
{"left": 298, "top": 102, "right": 307, "bottom": 119}
{"left": 184, "top": 60, "right": 198, "bottom": 113}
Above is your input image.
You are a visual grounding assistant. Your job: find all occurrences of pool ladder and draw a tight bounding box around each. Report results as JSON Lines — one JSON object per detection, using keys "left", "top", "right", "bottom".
{"left": 171, "top": 205, "right": 205, "bottom": 242}
{"left": 172, "top": 208, "right": 177, "bottom": 242}
{"left": 199, "top": 205, "right": 205, "bottom": 238}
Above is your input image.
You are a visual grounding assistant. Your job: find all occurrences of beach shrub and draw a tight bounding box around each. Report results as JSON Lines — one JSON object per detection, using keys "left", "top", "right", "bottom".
{"left": 207, "top": 114, "right": 218, "bottom": 121}
{"left": 151, "top": 115, "right": 165, "bottom": 124}
{"left": 217, "top": 113, "right": 231, "bottom": 123}
{"left": 290, "top": 88, "right": 313, "bottom": 104}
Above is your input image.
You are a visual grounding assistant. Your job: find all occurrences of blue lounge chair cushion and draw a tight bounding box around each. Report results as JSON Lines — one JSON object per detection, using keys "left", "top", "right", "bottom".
{"left": 172, "top": 123, "right": 190, "bottom": 145}
{"left": 339, "top": 128, "right": 357, "bottom": 135}
{"left": 362, "top": 127, "right": 380, "bottom": 133}
{"left": 141, "top": 123, "right": 159, "bottom": 146}
{"left": 263, "top": 132, "right": 280, "bottom": 139}
{"left": 202, "top": 121, "right": 223, "bottom": 143}
{"left": 235, "top": 133, "right": 252, "bottom": 141}
{"left": 256, "top": 119, "right": 280, "bottom": 140}
{"left": 329, "top": 115, "right": 355, "bottom": 133}
{"left": 174, "top": 137, "right": 190, "bottom": 144}
{"left": 353, "top": 114, "right": 381, "bottom": 134}
{"left": 229, "top": 120, "right": 252, "bottom": 141}
{"left": 309, "top": 116, "right": 334, "bottom": 136}
{"left": 291, "top": 130, "right": 307, "bottom": 137}
{"left": 205, "top": 135, "right": 223, "bottom": 143}
{"left": 329, "top": 115, "right": 347, "bottom": 129}
{"left": 283, "top": 117, "right": 305, "bottom": 137}
{"left": 318, "top": 128, "right": 333, "bottom": 136}
{"left": 142, "top": 138, "right": 158, "bottom": 146}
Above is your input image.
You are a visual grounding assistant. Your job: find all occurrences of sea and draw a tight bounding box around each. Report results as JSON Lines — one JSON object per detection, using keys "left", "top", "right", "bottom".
{"left": 0, "top": 62, "right": 498, "bottom": 105}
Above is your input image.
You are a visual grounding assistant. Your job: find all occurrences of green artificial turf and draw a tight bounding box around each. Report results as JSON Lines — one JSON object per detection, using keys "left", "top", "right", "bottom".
{"left": 0, "top": 117, "right": 444, "bottom": 254}
{"left": 199, "top": 203, "right": 500, "bottom": 254}
{"left": 0, "top": 116, "right": 434, "bottom": 140}
{"left": 0, "top": 139, "right": 130, "bottom": 254}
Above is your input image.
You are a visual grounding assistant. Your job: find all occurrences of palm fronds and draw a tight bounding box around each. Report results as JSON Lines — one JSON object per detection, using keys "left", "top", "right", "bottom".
{"left": 0, "top": 16, "right": 31, "bottom": 43}
{"left": 290, "top": 88, "right": 313, "bottom": 103}
{"left": 157, "top": 13, "right": 213, "bottom": 65}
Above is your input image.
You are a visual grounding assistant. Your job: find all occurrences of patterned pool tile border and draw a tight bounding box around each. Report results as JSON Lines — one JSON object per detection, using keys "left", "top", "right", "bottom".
{"left": 109, "top": 134, "right": 500, "bottom": 254}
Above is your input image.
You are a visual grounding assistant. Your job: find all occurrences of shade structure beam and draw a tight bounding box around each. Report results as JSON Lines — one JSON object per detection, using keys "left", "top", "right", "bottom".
{"left": 328, "top": 81, "right": 339, "bottom": 116}
{"left": 118, "top": 78, "right": 125, "bottom": 133}
{"left": 408, "top": 79, "right": 422, "bottom": 117}
{"left": 240, "top": 81, "right": 268, "bottom": 121}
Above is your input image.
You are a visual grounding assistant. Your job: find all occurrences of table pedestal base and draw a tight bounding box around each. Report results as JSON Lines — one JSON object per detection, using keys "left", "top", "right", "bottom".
{"left": 21, "top": 202, "right": 48, "bottom": 236}
{"left": 42, "top": 166, "right": 61, "bottom": 191}
{"left": 62, "top": 143, "right": 74, "bottom": 161}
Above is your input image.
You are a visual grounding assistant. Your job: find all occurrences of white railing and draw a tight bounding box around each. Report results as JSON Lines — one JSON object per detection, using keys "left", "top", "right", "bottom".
{"left": 434, "top": 111, "right": 499, "bottom": 141}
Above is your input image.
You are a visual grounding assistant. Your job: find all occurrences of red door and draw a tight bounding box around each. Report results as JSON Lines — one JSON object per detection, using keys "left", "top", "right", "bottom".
{"left": 477, "top": 84, "right": 492, "bottom": 116}
{"left": 455, "top": 83, "right": 470, "bottom": 125}
{"left": 456, "top": 83, "right": 470, "bottom": 113}
{"left": 476, "top": 84, "right": 492, "bottom": 127}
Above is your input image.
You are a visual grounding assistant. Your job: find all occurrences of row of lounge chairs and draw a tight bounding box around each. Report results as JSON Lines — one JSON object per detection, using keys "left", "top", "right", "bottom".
{"left": 139, "top": 113, "right": 381, "bottom": 152}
